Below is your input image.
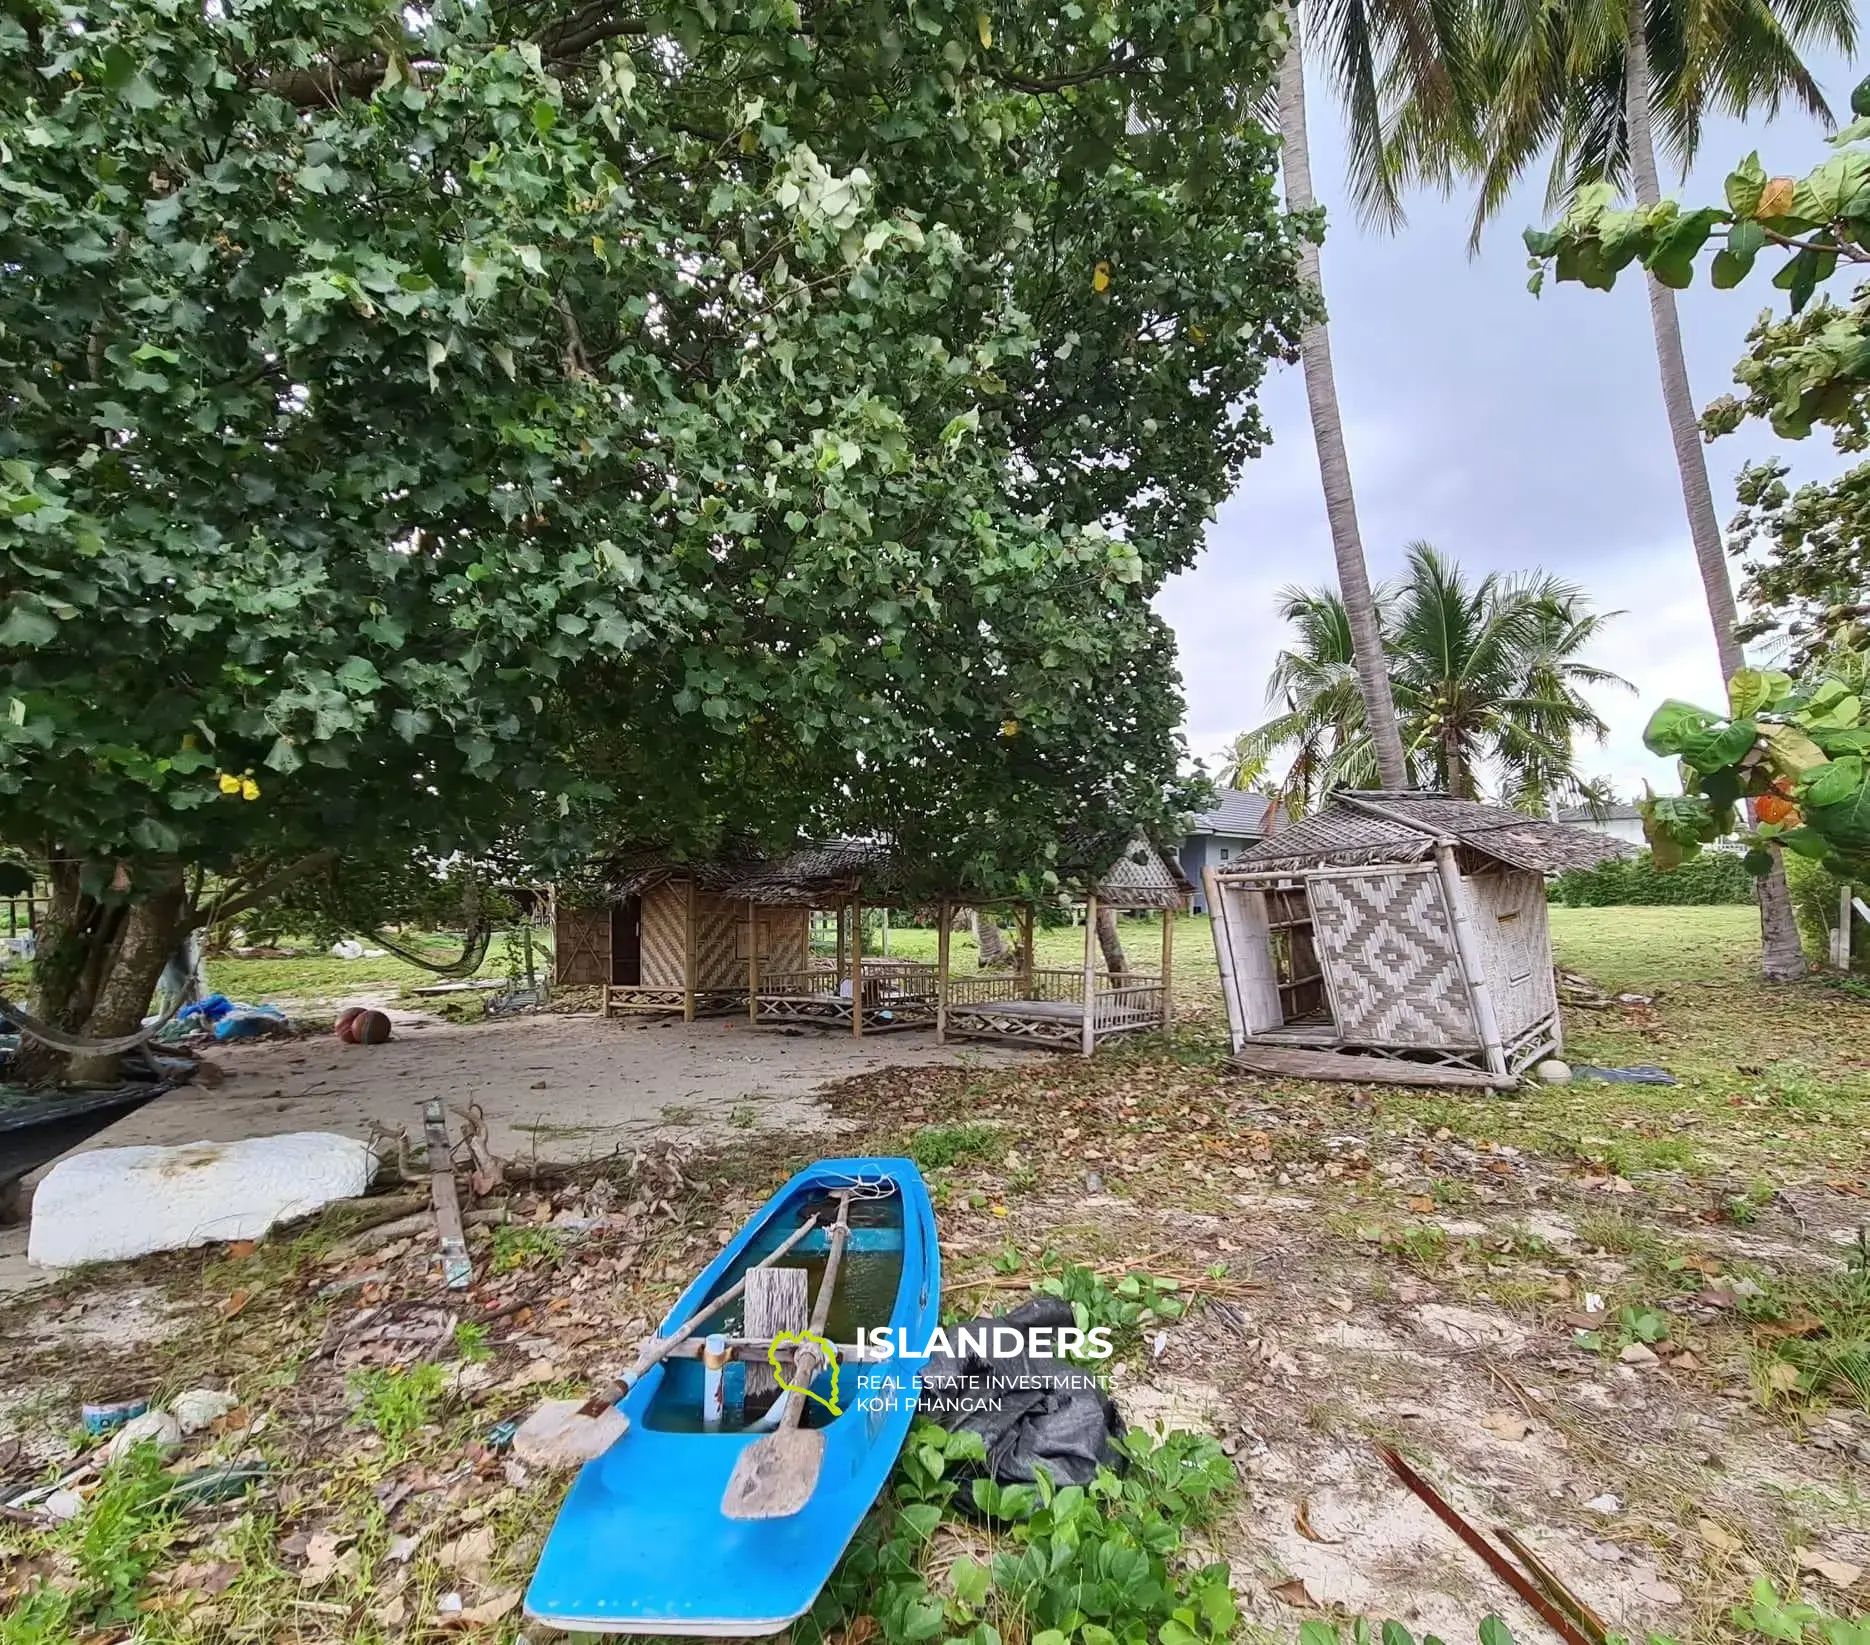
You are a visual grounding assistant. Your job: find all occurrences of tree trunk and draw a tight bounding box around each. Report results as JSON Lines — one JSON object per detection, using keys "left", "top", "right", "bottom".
{"left": 1276, "top": 28, "right": 1409, "bottom": 792}
{"left": 1094, "top": 904, "right": 1129, "bottom": 977}
{"left": 12, "top": 861, "right": 188, "bottom": 1086}
{"left": 1622, "top": 9, "right": 1806, "bottom": 982}
{"left": 972, "top": 910, "right": 1011, "bottom": 969}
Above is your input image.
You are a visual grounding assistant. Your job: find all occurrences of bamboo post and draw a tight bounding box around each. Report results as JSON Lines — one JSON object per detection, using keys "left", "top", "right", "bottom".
{"left": 880, "top": 905, "right": 890, "bottom": 957}
{"left": 1159, "top": 905, "right": 1175, "bottom": 1029}
{"left": 747, "top": 898, "right": 760, "bottom": 1025}
{"left": 1433, "top": 843, "right": 1508, "bottom": 1080}
{"left": 1080, "top": 893, "right": 1098, "bottom": 1057}
{"left": 851, "top": 894, "right": 864, "bottom": 1039}
{"left": 936, "top": 897, "right": 951, "bottom": 1045}
{"left": 1019, "top": 904, "right": 1034, "bottom": 997}
{"left": 1839, "top": 884, "right": 1853, "bottom": 970}
{"left": 683, "top": 876, "right": 698, "bottom": 1023}
{"left": 835, "top": 904, "right": 846, "bottom": 976}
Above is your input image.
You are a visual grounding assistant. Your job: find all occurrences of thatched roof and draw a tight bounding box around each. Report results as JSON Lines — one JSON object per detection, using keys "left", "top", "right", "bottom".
{"left": 1219, "top": 791, "right": 1633, "bottom": 876}
{"left": 732, "top": 841, "right": 911, "bottom": 907}
{"left": 1064, "top": 832, "right": 1189, "bottom": 910}
{"left": 597, "top": 848, "right": 758, "bottom": 901}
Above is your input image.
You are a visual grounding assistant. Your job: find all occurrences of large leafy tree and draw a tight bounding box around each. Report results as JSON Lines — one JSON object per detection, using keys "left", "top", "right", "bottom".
{"left": 1224, "top": 542, "right": 1628, "bottom": 812}
{"left": 1526, "top": 118, "right": 1870, "bottom": 880}
{"left": 1269, "top": 0, "right": 1475, "bottom": 790}
{"left": 0, "top": 0, "right": 1309, "bottom": 1078}
{"left": 1461, "top": 0, "right": 1855, "bottom": 980}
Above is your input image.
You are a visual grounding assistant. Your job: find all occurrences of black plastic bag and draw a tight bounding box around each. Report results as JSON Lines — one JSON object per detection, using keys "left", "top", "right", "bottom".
{"left": 915, "top": 1295, "right": 1125, "bottom": 1488}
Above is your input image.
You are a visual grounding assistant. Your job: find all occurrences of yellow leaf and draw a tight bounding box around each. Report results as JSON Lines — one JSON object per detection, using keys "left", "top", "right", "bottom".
{"left": 1758, "top": 177, "right": 1796, "bottom": 217}
{"left": 1092, "top": 261, "right": 1111, "bottom": 293}
{"left": 1000, "top": 718, "right": 1019, "bottom": 737}
{"left": 976, "top": 11, "right": 992, "bottom": 47}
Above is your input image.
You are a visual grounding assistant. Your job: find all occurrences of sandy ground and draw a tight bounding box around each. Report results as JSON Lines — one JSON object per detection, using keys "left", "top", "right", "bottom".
{"left": 0, "top": 1010, "right": 1025, "bottom": 1291}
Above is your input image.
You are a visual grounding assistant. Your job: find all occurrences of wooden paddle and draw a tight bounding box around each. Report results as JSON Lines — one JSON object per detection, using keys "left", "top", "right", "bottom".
{"left": 512, "top": 1212, "right": 823, "bottom": 1469}
{"left": 721, "top": 1191, "right": 853, "bottom": 1519}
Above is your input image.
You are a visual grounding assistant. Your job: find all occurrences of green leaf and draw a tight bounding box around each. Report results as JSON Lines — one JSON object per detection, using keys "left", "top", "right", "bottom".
{"left": 1728, "top": 667, "right": 1791, "bottom": 717}
{"left": 952, "top": 1555, "right": 991, "bottom": 1608}
{"left": 1726, "top": 153, "right": 1768, "bottom": 217}
{"left": 1477, "top": 1618, "right": 1516, "bottom": 1645}
{"left": 1381, "top": 1624, "right": 1416, "bottom": 1645}
{"left": 897, "top": 1503, "right": 942, "bottom": 1542}
{"left": 0, "top": 605, "right": 58, "bottom": 647}
{"left": 1298, "top": 1623, "right": 1340, "bottom": 1645}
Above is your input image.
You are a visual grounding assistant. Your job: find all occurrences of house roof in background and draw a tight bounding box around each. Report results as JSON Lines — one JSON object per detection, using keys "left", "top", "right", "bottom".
{"left": 1559, "top": 803, "right": 1643, "bottom": 823}
{"left": 1185, "top": 790, "right": 1276, "bottom": 838}
{"left": 1221, "top": 791, "right": 1633, "bottom": 876}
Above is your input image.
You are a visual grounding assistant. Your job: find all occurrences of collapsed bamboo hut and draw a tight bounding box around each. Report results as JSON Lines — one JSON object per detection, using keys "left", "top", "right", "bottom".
{"left": 1205, "top": 791, "right": 1629, "bottom": 1089}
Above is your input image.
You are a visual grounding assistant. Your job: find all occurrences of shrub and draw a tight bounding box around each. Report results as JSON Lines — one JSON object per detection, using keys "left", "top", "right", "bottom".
{"left": 1550, "top": 849, "right": 1756, "bottom": 907}
{"left": 1785, "top": 851, "right": 1869, "bottom": 972}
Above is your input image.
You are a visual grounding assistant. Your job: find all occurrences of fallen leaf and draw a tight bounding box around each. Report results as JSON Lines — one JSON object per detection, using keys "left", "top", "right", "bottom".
{"left": 1696, "top": 1519, "right": 1741, "bottom": 1553}
{"left": 1294, "top": 1500, "right": 1341, "bottom": 1544}
{"left": 1584, "top": 1493, "right": 1622, "bottom": 1514}
{"left": 1754, "top": 1315, "right": 1825, "bottom": 1340}
{"left": 1563, "top": 1310, "right": 1608, "bottom": 1331}
{"left": 1798, "top": 1548, "right": 1863, "bottom": 1589}
{"left": 844, "top": 1616, "right": 881, "bottom": 1645}
{"left": 1407, "top": 1195, "right": 1436, "bottom": 1214}
{"left": 298, "top": 1529, "right": 349, "bottom": 1586}
{"left": 1480, "top": 1409, "right": 1534, "bottom": 1441}
{"left": 437, "top": 1525, "right": 496, "bottom": 1581}
{"left": 1620, "top": 1343, "right": 1660, "bottom": 1367}
{"left": 1767, "top": 1361, "right": 1803, "bottom": 1393}
{"left": 373, "top": 1592, "right": 408, "bottom": 1629}
{"left": 226, "top": 1240, "right": 257, "bottom": 1259}
{"left": 458, "top": 1588, "right": 522, "bottom": 1627}
{"left": 1667, "top": 1349, "right": 1702, "bottom": 1371}
{"left": 1581, "top": 1538, "right": 1626, "bottom": 1564}
{"left": 221, "top": 1289, "right": 252, "bottom": 1320}
{"left": 1635, "top": 1576, "right": 1684, "bottom": 1607}
{"left": 1269, "top": 1577, "right": 1317, "bottom": 1608}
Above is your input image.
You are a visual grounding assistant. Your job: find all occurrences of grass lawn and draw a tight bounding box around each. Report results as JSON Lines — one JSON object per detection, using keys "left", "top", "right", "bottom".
{"left": 6, "top": 898, "right": 1870, "bottom": 1645}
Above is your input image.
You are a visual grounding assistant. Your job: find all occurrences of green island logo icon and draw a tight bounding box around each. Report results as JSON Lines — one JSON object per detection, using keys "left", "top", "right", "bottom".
{"left": 767, "top": 1329, "right": 842, "bottom": 1415}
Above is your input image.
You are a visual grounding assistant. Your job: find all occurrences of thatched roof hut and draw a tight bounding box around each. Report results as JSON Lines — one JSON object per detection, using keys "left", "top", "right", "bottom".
{"left": 1208, "top": 791, "right": 1630, "bottom": 1089}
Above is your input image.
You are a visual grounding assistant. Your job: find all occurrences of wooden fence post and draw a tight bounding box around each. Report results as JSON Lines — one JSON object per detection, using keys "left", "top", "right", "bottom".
{"left": 683, "top": 876, "right": 698, "bottom": 1023}
{"left": 1159, "top": 906, "right": 1175, "bottom": 1029}
{"left": 850, "top": 895, "right": 864, "bottom": 1039}
{"left": 1080, "top": 893, "right": 1098, "bottom": 1058}
{"left": 747, "top": 898, "right": 759, "bottom": 1025}
{"left": 936, "top": 897, "right": 951, "bottom": 1046}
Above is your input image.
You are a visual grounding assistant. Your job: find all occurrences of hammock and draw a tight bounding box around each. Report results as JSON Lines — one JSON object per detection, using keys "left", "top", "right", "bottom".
{"left": 362, "top": 918, "right": 493, "bottom": 978}
{"left": 0, "top": 991, "right": 186, "bottom": 1056}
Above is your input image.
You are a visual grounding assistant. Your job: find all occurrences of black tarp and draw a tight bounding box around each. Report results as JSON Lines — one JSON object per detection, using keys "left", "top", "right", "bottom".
{"left": 915, "top": 1295, "right": 1125, "bottom": 1487}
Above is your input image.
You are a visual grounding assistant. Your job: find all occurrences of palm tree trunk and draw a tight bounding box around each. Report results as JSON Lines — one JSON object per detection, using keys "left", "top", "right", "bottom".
{"left": 1622, "top": 7, "right": 1806, "bottom": 983}
{"left": 1276, "top": 31, "right": 1410, "bottom": 793}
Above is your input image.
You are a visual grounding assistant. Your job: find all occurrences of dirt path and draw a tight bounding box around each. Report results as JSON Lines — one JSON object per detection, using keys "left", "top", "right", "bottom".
{"left": 0, "top": 1013, "right": 1025, "bottom": 1290}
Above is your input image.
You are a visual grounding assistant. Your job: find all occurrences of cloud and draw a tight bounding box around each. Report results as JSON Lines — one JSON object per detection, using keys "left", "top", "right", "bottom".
{"left": 1160, "top": 49, "right": 1858, "bottom": 798}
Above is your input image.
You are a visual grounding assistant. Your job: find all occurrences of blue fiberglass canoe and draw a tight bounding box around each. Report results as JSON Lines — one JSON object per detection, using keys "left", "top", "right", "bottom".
{"left": 525, "top": 1156, "right": 939, "bottom": 1635}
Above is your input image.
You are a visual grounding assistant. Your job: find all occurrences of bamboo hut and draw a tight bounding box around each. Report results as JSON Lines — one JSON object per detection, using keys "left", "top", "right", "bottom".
{"left": 941, "top": 835, "right": 1188, "bottom": 1057}
{"left": 553, "top": 852, "right": 811, "bottom": 1022}
{"left": 734, "top": 843, "right": 938, "bottom": 1038}
{"left": 1205, "top": 791, "right": 1629, "bottom": 1089}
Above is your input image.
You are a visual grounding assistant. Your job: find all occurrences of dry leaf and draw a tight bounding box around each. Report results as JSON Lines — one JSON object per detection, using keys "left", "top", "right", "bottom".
{"left": 438, "top": 1525, "right": 496, "bottom": 1581}
{"left": 458, "top": 1588, "right": 522, "bottom": 1627}
{"left": 220, "top": 1289, "right": 252, "bottom": 1320}
{"left": 1480, "top": 1409, "right": 1534, "bottom": 1441}
{"left": 1270, "top": 1577, "right": 1317, "bottom": 1608}
{"left": 1294, "top": 1500, "right": 1341, "bottom": 1544}
{"left": 298, "top": 1529, "right": 349, "bottom": 1586}
{"left": 1767, "top": 1361, "right": 1803, "bottom": 1393}
{"left": 1798, "top": 1548, "right": 1863, "bottom": 1589}
{"left": 1754, "top": 1315, "right": 1825, "bottom": 1340}
{"left": 844, "top": 1616, "right": 881, "bottom": 1645}
{"left": 1407, "top": 1196, "right": 1436, "bottom": 1214}
{"left": 1696, "top": 1519, "right": 1741, "bottom": 1553}
{"left": 1620, "top": 1342, "right": 1660, "bottom": 1367}
{"left": 1635, "top": 1576, "right": 1684, "bottom": 1607}
{"left": 226, "top": 1240, "right": 257, "bottom": 1259}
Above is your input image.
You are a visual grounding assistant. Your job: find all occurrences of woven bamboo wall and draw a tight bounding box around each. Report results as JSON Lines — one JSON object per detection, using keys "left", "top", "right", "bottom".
{"left": 1307, "top": 866, "right": 1477, "bottom": 1047}
{"left": 1461, "top": 869, "right": 1558, "bottom": 1042}
{"left": 639, "top": 885, "right": 809, "bottom": 988}
{"left": 554, "top": 905, "right": 609, "bottom": 986}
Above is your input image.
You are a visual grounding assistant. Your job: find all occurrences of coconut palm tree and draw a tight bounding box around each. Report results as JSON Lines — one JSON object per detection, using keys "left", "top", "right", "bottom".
{"left": 1273, "top": 0, "right": 1478, "bottom": 790}
{"left": 1226, "top": 543, "right": 1630, "bottom": 813}
{"left": 1453, "top": 0, "right": 1855, "bottom": 976}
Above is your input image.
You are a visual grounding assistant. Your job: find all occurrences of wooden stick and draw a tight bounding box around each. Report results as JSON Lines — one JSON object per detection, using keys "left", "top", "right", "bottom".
{"left": 936, "top": 897, "right": 951, "bottom": 1045}
{"left": 1080, "top": 893, "right": 1098, "bottom": 1057}
{"left": 1375, "top": 1443, "right": 1596, "bottom": 1645}
{"left": 1494, "top": 1526, "right": 1610, "bottom": 1645}
{"left": 423, "top": 1100, "right": 471, "bottom": 1289}
{"left": 683, "top": 876, "right": 698, "bottom": 1023}
{"left": 577, "top": 1212, "right": 823, "bottom": 1416}
{"left": 850, "top": 895, "right": 864, "bottom": 1040}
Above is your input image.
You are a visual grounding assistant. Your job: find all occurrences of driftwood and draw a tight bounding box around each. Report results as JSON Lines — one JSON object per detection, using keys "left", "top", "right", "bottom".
{"left": 328, "top": 1201, "right": 511, "bottom": 1261}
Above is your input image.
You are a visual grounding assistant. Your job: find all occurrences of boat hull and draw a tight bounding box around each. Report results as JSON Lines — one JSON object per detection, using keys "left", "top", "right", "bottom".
{"left": 525, "top": 1156, "right": 939, "bottom": 1635}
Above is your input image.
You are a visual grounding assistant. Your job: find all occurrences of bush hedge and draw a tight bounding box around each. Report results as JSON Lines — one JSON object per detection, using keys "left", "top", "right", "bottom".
{"left": 1550, "top": 849, "right": 1757, "bottom": 907}
{"left": 1785, "top": 852, "right": 1869, "bottom": 972}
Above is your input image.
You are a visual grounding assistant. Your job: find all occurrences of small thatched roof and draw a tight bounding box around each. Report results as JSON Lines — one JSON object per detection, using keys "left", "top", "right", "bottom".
{"left": 1219, "top": 791, "right": 1633, "bottom": 877}
{"left": 1063, "top": 831, "right": 1189, "bottom": 910}
{"left": 598, "top": 848, "right": 757, "bottom": 901}
{"left": 732, "top": 841, "right": 912, "bottom": 906}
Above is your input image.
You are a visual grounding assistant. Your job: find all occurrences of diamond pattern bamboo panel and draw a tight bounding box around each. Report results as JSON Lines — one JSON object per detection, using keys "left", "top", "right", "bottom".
{"left": 640, "top": 886, "right": 810, "bottom": 989}
{"left": 1307, "top": 869, "right": 1475, "bottom": 1046}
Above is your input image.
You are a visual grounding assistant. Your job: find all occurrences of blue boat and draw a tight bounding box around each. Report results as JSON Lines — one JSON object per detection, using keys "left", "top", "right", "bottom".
{"left": 525, "top": 1156, "right": 939, "bottom": 1635}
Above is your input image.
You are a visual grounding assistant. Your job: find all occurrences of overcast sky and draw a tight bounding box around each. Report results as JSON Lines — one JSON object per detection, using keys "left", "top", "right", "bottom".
{"left": 1157, "top": 48, "right": 1863, "bottom": 801}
